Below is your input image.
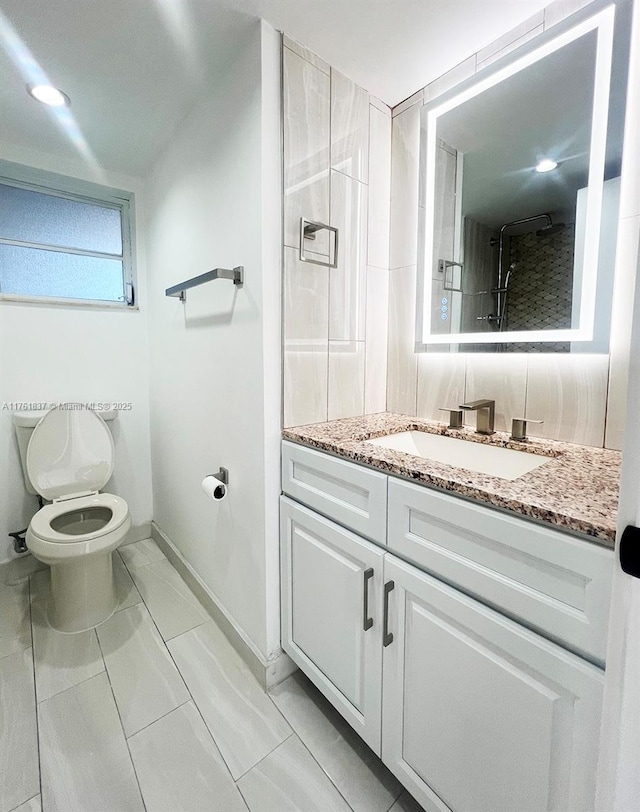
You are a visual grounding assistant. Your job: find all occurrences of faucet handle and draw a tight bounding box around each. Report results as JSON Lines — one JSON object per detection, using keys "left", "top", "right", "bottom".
{"left": 438, "top": 406, "right": 463, "bottom": 429}
{"left": 511, "top": 417, "right": 543, "bottom": 441}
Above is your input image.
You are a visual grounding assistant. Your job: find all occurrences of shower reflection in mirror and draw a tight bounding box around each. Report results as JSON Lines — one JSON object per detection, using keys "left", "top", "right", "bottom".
{"left": 418, "top": 1, "right": 627, "bottom": 352}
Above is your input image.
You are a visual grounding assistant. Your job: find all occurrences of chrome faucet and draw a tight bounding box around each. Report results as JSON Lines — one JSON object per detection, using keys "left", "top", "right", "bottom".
{"left": 459, "top": 399, "right": 496, "bottom": 435}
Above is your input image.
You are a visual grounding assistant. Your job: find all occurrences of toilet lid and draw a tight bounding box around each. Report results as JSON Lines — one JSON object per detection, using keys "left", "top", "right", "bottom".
{"left": 26, "top": 407, "right": 114, "bottom": 500}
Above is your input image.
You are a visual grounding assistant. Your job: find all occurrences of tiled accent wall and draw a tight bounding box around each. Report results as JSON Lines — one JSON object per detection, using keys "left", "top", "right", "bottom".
{"left": 282, "top": 36, "right": 391, "bottom": 427}
{"left": 387, "top": 0, "right": 629, "bottom": 450}
{"left": 504, "top": 225, "right": 574, "bottom": 352}
{"left": 507, "top": 226, "right": 574, "bottom": 331}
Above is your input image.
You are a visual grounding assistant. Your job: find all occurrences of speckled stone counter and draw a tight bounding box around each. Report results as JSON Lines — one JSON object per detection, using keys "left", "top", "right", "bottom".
{"left": 283, "top": 413, "right": 621, "bottom": 547}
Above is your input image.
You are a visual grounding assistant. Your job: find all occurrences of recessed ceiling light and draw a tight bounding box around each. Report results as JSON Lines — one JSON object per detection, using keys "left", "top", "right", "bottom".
{"left": 535, "top": 158, "right": 558, "bottom": 173}
{"left": 27, "top": 84, "right": 70, "bottom": 107}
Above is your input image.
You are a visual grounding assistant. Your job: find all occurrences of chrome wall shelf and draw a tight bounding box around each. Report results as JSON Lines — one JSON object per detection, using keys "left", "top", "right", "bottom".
{"left": 165, "top": 266, "right": 244, "bottom": 302}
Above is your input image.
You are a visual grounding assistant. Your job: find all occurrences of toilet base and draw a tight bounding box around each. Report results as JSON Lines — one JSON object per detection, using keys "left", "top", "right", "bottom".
{"left": 48, "top": 552, "right": 118, "bottom": 633}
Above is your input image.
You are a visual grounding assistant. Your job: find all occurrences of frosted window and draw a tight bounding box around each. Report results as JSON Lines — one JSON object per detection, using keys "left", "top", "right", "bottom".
{"left": 0, "top": 183, "right": 123, "bottom": 254}
{"left": 0, "top": 167, "right": 133, "bottom": 305}
{"left": 0, "top": 244, "right": 125, "bottom": 302}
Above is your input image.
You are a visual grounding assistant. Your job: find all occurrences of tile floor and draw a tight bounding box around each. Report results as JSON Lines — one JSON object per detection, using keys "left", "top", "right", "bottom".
{"left": 1, "top": 538, "right": 425, "bottom": 812}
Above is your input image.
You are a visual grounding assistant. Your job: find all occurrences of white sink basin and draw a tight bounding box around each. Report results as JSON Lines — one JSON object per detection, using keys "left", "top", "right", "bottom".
{"left": 366, "top": 431, "right": 550, "bottom": 481}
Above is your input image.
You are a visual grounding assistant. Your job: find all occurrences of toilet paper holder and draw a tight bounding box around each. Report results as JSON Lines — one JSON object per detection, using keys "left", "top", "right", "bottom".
{"left": 211, "top": 467, "right": 229, "bottom": 485}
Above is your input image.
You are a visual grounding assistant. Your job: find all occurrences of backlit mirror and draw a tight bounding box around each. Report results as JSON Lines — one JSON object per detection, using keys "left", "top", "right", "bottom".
{"left": 418, "top": 2, "right": 628, "bottom": 351}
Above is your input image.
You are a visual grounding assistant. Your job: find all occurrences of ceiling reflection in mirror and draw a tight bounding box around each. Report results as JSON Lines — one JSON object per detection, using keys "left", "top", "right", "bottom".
{"left": 418, "top": 2, "right": 628, "bottom": 352}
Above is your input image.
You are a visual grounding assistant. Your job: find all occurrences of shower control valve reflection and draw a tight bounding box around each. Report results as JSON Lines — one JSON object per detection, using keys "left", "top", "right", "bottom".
{"left": 475, "top": 314, "right": 502, "bottom": 324}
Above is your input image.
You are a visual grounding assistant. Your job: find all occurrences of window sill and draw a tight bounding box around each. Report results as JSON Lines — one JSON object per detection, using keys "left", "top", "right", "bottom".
{"left": 0, "top": 294, "right": 139, "bottom": 312}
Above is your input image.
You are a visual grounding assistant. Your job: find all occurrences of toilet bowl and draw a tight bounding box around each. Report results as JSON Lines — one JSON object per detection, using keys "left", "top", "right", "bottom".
{"left": 23, "top": 407, "right": 131, "bottom": 633}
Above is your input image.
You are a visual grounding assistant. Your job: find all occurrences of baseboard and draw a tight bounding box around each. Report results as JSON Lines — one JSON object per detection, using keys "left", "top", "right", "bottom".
{"left": 150, "top": 521, "right": 295, "bottom": 690}
{"left": 121, "top": 522, "right": 152, "bottom": 546}
{"left": 265, "top": 645, "right": 299, "bottom": 688}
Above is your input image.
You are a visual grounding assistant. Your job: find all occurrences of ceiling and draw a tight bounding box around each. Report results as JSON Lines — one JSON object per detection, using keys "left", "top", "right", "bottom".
{"left": 437, "top": 29, "right": 598, "bottom": 228}
{"left": 0, "top": 0, "right": 550, "bottom": 177}
{"left": 434, "top": 8, "right": 626, "bottom": 229}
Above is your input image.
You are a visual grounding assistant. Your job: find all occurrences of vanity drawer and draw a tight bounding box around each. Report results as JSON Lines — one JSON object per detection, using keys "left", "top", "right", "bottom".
{"left": 387, "top": 477, "right": 613, "bottom": 664}
{"left": 282, "top": 441, "right": 387, "bottom": 544}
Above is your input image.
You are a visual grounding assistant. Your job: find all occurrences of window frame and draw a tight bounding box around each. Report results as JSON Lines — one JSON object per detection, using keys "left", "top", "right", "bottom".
{"left": 0, "top": 159, "right": 137, "bottom": 310}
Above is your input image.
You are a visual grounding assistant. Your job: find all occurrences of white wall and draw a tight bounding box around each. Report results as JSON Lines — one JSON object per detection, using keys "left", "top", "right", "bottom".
{"left": 145, "top": 21, "right": 281, "bottom": 661}
{"left": 0, "top": 142, "right": 153, "bottom": 562}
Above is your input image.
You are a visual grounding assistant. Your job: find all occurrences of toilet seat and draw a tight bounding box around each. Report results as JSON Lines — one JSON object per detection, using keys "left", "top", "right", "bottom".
{"left": 25, "top": 407, "right": 131, "bottom": 554}
{"left": 26, "top": 407, "right": 114, "bottom": 502}
{"left": 29, "top": 492, "right": 129, "bottom": 544}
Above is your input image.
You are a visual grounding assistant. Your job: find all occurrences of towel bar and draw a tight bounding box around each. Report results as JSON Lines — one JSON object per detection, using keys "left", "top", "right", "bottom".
{"left": 166, "top": 267, "right": 244, "bottom": 302}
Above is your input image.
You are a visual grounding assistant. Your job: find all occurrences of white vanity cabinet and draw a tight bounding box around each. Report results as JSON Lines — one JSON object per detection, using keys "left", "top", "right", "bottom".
{"left": 280, "top": 441, "right": 611, "bottom": 812}
{"left": 382, "top": 555, "right": 604, "bottom": 812}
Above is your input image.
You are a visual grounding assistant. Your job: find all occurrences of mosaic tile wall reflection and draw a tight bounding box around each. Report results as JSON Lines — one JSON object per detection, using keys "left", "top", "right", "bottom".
{"left": 504, "top": 224, "right": 575, "bottom": 353}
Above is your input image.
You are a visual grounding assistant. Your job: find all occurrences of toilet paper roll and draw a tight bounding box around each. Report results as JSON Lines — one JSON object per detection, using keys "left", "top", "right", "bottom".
{"left": 201, "top": 475, "right": 227, "bottom": 501}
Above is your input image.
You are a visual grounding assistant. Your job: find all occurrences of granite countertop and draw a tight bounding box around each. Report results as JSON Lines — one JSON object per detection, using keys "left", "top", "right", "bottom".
{"left": 283, "top": 413, "right": 621, "bottom": 547}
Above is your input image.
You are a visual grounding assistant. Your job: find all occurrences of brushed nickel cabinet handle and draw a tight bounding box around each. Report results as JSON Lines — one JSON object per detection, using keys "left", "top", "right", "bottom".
{"left": 363, "top": 568, "right": 374, "bottom": 631}
{"left": 383, "top": 580, "right": 395, "bottom": 647}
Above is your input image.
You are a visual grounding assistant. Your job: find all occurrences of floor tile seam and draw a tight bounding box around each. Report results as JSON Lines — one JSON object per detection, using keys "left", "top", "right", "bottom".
{"left": 172, "top": 622, "right": 293, "bottom": 735}
{"left": 179, "top": 633, "right": 289, "bottom": 727}
{"left": 121, "top": 553, "right": 291, "bottom": 785}
{"left": 117, "top": 543, "right": 166, "bottom": 573}
{"left": 0, "top": 577, "right": 31, "bottom": 593}
{"left": 96, "top": 600, "right": 193, "bottom": 733}
{"left": 112, "top": 593, "right": 143, "bottom": 615}
{"left": 117, "top": 587, "right": 241, "bottom": 785}
{"left": 174, "top": 634, "right": 295, "bottom": 757}
{"left": 94, "top": 631, "right": 148, "bottom": 812}
{"left": 120, "top": 535, "right": 154, "bottom": 549}
{"left": 385, "top": 793, "right": 402, "bottom": 812}
{"left": 119, "top": 551, "right": 209, "bottom": 642}
{"left": 0, "top": 558, "right": 46, "bottom": 588}
{"left": 286, "top": 728, "right": 358, "bottom": 812}
{"left": 7, "top": 794, "right": 40, "bottom": 812}
{"left": 232, "top": 781, "right": 252, "bottom": 812}
{"left": 117, "top": 549, "right": 155, "bottom": 578}
{"left": 268, "top": 682, "right": 403, "bottom": 812}
{"left": 265, "top": 688, "right": 330, "bottom": 767}
{"left": 168, "top": 662, "right": 244, "bottom": 786}
{"left": 27, "top": 578, "right": 43, "bottom": 809}
{"left": 33, "top": 645, "right": 106, "bottom": 706}
{"left": 163, "top": 622, "right": 273, "bottom": 781}
{"left": 162, "top": 617, "right": 209, "bottom": 643}
{"left": 386, "top": 788, "right": 405, "bottom": 810}
{"left": 112, "top": 557, "right": 143, "bottom": 613}
{"left": 117, "top": 551, "right": 157, "bottom": 620}
{"left": 0, "top": 639, "right": 32, "bottom": 661}
{"left": 233, "top": 728, "right": 357, "bottom": 812}
{"left": 233, "top": 730, "right": 296, "bottom": 783}
{"left": 124, "top": 698, "right": 192, "bottom": 741}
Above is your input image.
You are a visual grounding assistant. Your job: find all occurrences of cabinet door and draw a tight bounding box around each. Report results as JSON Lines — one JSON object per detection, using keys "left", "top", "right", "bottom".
{"left": 280, "top": 496, "right": 386, "bottom": 753}
{"left": 382, "top": 555, "right": 604, "bottom": 812}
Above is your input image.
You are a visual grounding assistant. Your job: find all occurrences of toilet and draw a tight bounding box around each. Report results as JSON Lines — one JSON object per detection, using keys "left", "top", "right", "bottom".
{"left": 14, "top": 406, "right": 131, "bottom": 633}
